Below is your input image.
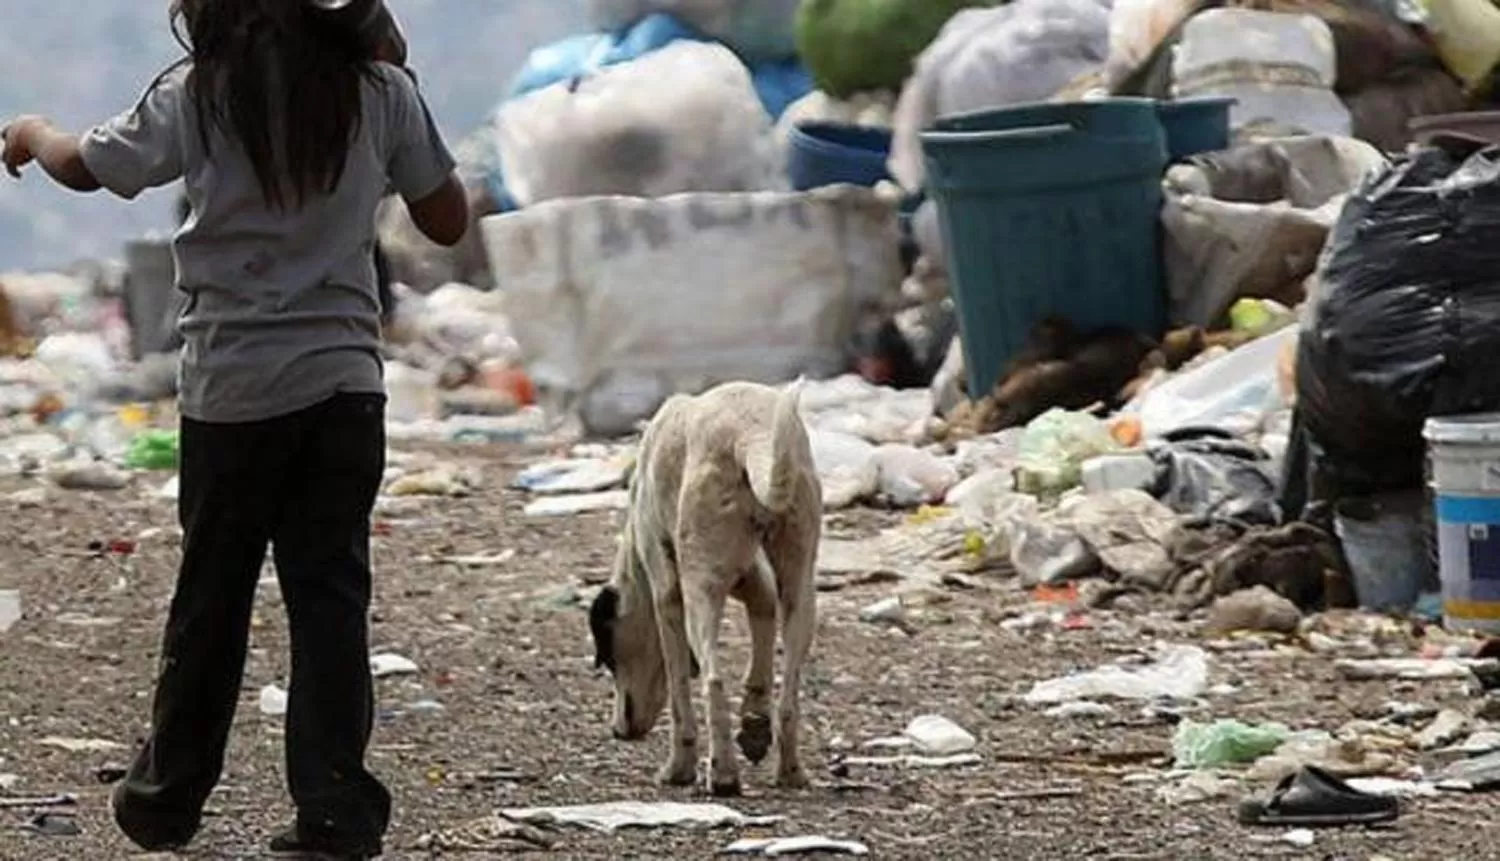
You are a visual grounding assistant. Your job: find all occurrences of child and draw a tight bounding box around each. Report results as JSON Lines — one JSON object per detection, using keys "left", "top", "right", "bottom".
{"left": 1, "top": 1, "right": 468, "bottom": 857}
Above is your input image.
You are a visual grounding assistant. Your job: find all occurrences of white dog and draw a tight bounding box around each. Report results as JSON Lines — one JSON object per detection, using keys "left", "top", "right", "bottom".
{"left": 589, "top": 381, "right": 822, "bottom": 796}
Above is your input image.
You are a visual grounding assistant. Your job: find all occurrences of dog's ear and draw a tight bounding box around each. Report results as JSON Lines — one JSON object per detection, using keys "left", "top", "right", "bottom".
{"left": 588, "top": 586, "right": 620, "bottom": 672}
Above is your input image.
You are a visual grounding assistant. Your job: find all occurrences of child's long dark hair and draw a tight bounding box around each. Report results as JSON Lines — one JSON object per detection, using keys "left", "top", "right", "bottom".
{"left": 170, "top": 0, "right": 381, "bottom": 211}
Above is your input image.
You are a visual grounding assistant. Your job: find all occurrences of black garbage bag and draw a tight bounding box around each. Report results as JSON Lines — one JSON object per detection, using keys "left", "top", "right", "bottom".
{"left": 1297, "top": 141, "right": 1500, "bottom": 494}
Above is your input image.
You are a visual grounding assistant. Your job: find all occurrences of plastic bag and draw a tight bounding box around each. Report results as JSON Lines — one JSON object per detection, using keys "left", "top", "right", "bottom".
{"left": 495, "top": 41, "right": 784, "bottom": 207}
{"left": 1023, "top": 644, "right": 1210, "bottom": 705}
{"left": 586, "top": 0, "right": 801, "bottom": 63}
{"left": 810, "top": 430, "right": 880, "bottom": 509}
{"left": 1173, "top": 9, "right": 1352, "bottom": 141}
{"left": 1014, "top": 409, "right": 1122, "bottom": 497}
{"left": 1173, "top": 719, "right": 1290, "bottom": 769}
{"left": 888, "top": 0, "right": 1112, "bottom": 191}
{"left": 1161, "top": 136, "right": 1388, "bottom": 329}
{"left": 124, "top": 431, "right": 179, "bottom": 471}
{"left": 1150, "top": 433, "right": 1281, "bottom": 525}
{"left": 1298, "top": 142, "right": 1500, "bottom": 492}
{"left": 872, "top": 444, "right": 959, "bottom": 507}
{"left": 795, "top": 0, "right": 989, "bottom": 100}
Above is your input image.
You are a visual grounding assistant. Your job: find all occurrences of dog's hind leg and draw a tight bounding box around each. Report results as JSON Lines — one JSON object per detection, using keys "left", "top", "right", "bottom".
{"left": 676, "top": 540, "right": 739, "bottom": 796}
{"left": 642, "top": 539, "right": 698, "bottom": 788}
{"left": 767, "top": 529, "right": 817, "bottom": 790}
{"left": 734, "top": 552, "right": 777, "bottom": 766}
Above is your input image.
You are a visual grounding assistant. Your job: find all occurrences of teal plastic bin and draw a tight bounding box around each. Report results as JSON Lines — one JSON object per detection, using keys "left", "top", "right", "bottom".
{"left": 922, "top": 98, "right": 1169, "bottom": 398}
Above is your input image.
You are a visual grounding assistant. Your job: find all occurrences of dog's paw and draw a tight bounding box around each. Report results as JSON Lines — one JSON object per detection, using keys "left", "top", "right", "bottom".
{"left": 775, "top": 763, "right": 811, "bottom": 791}
{"left": 709, "top": 776, "right": 743, "bottom": 798}
{"left": 736, "top": 714, "right": 774, "bottom": 765}
{"left": 656, "top": 758, "right": 698, "bottom": 788}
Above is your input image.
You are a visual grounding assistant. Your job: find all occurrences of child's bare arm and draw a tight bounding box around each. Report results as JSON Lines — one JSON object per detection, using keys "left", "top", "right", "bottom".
{"left": 2, "top": 117, "right": 101, "bottom": 192}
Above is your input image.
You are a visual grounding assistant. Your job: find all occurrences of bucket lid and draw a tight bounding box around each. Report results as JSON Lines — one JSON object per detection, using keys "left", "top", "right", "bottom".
{"left": 1425, "top": 413, "right": 1500, "bottom": 445}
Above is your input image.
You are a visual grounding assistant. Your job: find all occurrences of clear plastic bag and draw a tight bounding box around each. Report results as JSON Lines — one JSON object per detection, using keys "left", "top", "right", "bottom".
{"left": 495, "top": 41, "right": 785, "bottom": 207}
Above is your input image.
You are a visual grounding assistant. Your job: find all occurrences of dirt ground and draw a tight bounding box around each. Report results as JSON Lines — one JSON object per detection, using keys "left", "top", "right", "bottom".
{"left": 1, "top": 441, "right": 1498, "bottom": 860}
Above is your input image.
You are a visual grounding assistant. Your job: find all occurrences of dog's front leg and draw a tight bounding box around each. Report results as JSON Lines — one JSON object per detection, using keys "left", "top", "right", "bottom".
{"left": 653, "top": 586, "right": 699, "bottom": 787}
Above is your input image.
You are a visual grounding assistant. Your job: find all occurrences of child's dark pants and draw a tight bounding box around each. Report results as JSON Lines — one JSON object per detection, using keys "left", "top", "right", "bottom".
{"left": 114, "top": 393, "right": 391, "bottom": 853}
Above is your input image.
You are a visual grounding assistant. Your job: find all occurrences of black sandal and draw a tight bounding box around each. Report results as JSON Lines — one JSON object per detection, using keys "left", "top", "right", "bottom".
{"left": 1237, "top": 766, "right": 1399, "bottom": 828}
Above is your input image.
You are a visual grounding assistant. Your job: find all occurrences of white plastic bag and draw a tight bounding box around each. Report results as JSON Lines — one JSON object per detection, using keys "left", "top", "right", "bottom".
{"left": 889, "top": 0, "right": 1113, "bottom": 191}
{"left": 810, "top": 430, "right": 880, "bottom": 510}
{"left": 873, "top": 444, "right": 959, "bottom": 508}
{"left": 1102, "top": 0, "right": 1197, "bottom": 89}
{"left": 1173, "top": 9, "right": 1352, "bottom": 141}
{"left": 1126, "top": 324, "right": 1298, "bottom": 440}
{"left": 495, "top": 42, "right": 785, "bottom": 207}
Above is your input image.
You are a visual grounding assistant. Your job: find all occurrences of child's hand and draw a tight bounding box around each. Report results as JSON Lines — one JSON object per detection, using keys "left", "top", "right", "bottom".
{"left": 1, "top": 116, "right": 47, "bottom": 178}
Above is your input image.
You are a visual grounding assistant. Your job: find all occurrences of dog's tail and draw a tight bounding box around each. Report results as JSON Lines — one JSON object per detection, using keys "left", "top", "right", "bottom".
{"left": 745, "top": 378, "right": 807, "bottom": 514}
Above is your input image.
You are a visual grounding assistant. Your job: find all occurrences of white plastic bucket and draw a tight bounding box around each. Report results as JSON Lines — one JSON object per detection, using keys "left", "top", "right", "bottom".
{"left": 1426, "top": 414, "right": 1500, "bottom": 634}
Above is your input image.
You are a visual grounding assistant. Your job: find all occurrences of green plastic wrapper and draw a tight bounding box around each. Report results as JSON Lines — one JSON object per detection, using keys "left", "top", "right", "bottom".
{"left": 795, "top": 0, "right": 995, "bottom": 98}
{"left": 1172, "top": 719, "right": 1289, "bottom": 769}
{"left": 125, "top": 430, "right": 180, "bottom": 471}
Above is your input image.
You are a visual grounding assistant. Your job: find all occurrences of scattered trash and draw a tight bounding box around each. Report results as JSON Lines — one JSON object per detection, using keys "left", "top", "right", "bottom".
{"left": 123, "top": 430, "right": 178, "bottom": 471}
{"left": 1044, "top": 702, "right": 1116, "bottom": 720}
{"left": 1435, "top": 749, "right": 1500, "bottom": 790}
{"left": 1247, "top": 731, "right": 1397, "bottom": 783}
{"left": 1344, "top": 778, "right": 1438, "bottom": 800}
{"left": 415, "top": 813, "right": 558, "bottom": 853}
{"left": 371, "top": 653, "right": 421, "bottom": 678}
{"left": 723, "top": 836, "right": 871, "bottom": 856}
{"left": 1206, "top": 586, "right": 1302, "bottom": 636}
{"left": 903, "top": 715, "right": 976, "bottom": 757}
{"left": 18, "top": 813, "right": 80, "bottom": 837}
{"left": 37, "top": 737, "right": 123, "bottom": 754}
{"left": 47, "top": 460, "right": 130, "bottom": 491}
{"left": 839, "top": 753, "right": 982, "bottom": 770}
{"left": 873, "top": 444, "right": 958, "bottom": 508}
{"left": 858, "top": 596, "right": 912, "bottom": 634}
{"left": 1173, "top": 720, "right": 1289, "bottom": 769}
{"left": 1416, "top": 710, "right": 1470, "bottom": 751}
{"left": 500, "top": 802, "right": 783, "bottom": 833}
{"left": 1024, "top": 645, "right": 1210, "bottom": 705}
{"left": 258, "top": 684, "right": 288, "bottom": 718}
{"left": 0, "top": 590, "right": 19, "bottom": 634}
{"left": 523, "top": 490, "right": 631, "bottom": 518}
{"left": 386, "top": 465, "right": 481, "bottom": 498}
{"left": 1281, "top": 828, "right": 1316, "bottom": 848}
{"left": 810, "top": 431, "right": 880, "bottom": 510}
{"left": 1336, "top": 658, "right": 1495, "bottom": 682}
{"left": 0, "top": 793, "right": 74, "bottom": 810}
{"left": 1157, "top": 772, "right": 1239, "bottom": 806}
{"left": 512, "top": 458, "right": 630, "bottom": 496}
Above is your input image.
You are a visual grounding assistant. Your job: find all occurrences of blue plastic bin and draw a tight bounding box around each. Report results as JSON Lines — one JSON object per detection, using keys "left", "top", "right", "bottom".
{"left": 1157, "top": 97, "right": 1235, "bottom": 162}
{"left": 787, "top": 122, "right": 894, "bottom": 191}
{"left": 922, "top": 98, "right": 1168, "bottom": 398}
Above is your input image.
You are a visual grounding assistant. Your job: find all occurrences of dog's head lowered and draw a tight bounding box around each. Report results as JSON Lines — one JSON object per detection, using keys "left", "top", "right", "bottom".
{"left": 589, "top": 530, "right": 668, "bottom": 741}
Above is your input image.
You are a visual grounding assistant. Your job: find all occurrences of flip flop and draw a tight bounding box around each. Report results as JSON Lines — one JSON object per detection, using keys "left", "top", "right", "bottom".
{"left": 1237, "top": 766, "right": 1399, "bottom": 828}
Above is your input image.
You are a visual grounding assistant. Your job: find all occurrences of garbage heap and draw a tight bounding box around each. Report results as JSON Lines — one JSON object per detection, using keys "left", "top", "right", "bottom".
{"left": 504, "top": 0, "right": 1500, "bottom": 638}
